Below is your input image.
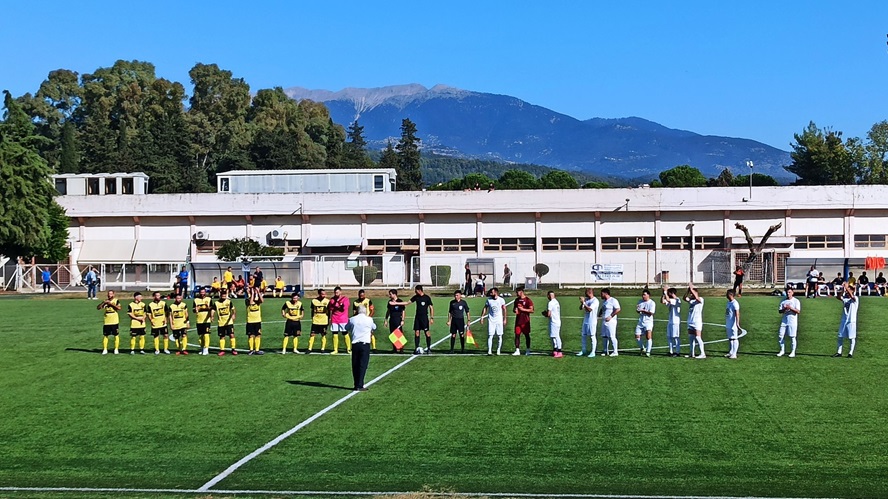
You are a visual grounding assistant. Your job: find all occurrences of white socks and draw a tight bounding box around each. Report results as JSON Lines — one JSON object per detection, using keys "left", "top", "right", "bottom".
{"left": 790, "top": 337, "right": 797, "bottom": 355}
{"left": 689, "top": 335, "right": 697, "bottom": 356}
{"left": 695, "top": 336, "right": 705, "bottom": 356}
{"left": 609, "top": 333, "right": 618, "bottom": 352}
{"left": 551, "top": 335, "right": 562, "bottom": 350}
{"left": 488, "top": 335, "right": 502, "bottom": 354}
{"left": 646, "top": 338, "right": 652, "bottom": 353}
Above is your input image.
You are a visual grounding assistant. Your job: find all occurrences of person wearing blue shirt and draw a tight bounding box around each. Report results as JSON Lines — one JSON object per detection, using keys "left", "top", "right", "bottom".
{"left": 41, "top": 268, "right": 52, "bottom": 294}
{"left": 85, "top": 267, "right": 98, "bottom": 300}
{"left": 178, "top": 266, "right": 190, "bottom": 298}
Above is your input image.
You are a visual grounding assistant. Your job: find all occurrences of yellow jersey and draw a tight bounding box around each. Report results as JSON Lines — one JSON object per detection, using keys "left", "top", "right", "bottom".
{"left": 246, "top": 300, "right": 262, "bottom": 324}
{"left": 214, "top": 299, "right": 234, "bottom": 326}
{"left": 261, "top": 280, "right": 268, "bottom": 290}
{"left": 311, "top": 298, "right": 330, "bottom": 325}
{"left": 148, "top": 301, "right": 168, "bottom": 328}
{"left": 353, "top": 298, "right": 373, "bottom": 316}
{"left": 275, "top": 279, "right": 285, "bottom": 290}
{"left": 193, "top": 297, "right": 213, "bottom": 323}
{"left": 223, "top": 271, "right": 233, "bottom": 283}
{"left": 211, "top": 281, "right": 221, "bottom": 291}
{"left": 169, "top": 302, "right": 189, "bottom": 330}
{"left": 102, "top": 298, "right": 120, "bottom": 326}
{"left": 128, "top": 301, "right": 146, "bottom": 329}
{"left": 282, "top": 300, "right": 303, "bottom": 321}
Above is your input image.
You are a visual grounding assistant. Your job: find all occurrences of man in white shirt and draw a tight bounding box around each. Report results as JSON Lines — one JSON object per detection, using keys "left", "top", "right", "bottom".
{"left": 777, "top": 287, "right": 801, "bottom": 358}
{"left": 481, "top": 287, "right": 507, "bottom": 355}
{"left": 661, "top": 287, "right": 682, "bottom": 357}
{"left": 806, "top": 265, "right": 819, "bottom": 299}
{"left": 346, "top": 306, "right": 376, "bottom": 391}
{"left": 545, "top": 291, "right": 563, "bottom": 358}
{"left": 725, "top": 290, "right": 741, "bottom": 359}
{"left": 833, "top": 282, "right": 858, "bottom": 358}
{"left": 684, "top": 284, "right": 706, "bottom": 359}
{"left": 578, "top": 288, "right": 599, "bottom": 357}
{"left": 599, "top": 288, "right": 621, "bottom": 357}
{"left": 634, "top": 289, "right": 656, "bottom": 357}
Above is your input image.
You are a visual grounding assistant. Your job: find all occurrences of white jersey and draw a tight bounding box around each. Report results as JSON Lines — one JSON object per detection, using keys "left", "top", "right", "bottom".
{"left": 665, "top": 297, "right": 681, "bottom": 326}
{"left": 686, "top": 297, "right": 704, "bottom": 330}
{"left": 547, "top": 299, "right": 561, "bottom": 326}
{"left": 636, "top": 299, "right": 655, "bottom": 330}
{"left": 725, "top": 299, "right": 740, "bottom": 333}
{"left": 841, "top": 296, "right": 858, "bottom": 324}
{"left": 485, "top": 296, "right": 506, "bottom": 323}
{"left": 807, "top": 269, "right": 819, "bottom": 282}
{"left": 779, "top": 297, "right": 801, "bottom": 325}
{"left": 582, "top": 297, "right": 599, "bottom": 325}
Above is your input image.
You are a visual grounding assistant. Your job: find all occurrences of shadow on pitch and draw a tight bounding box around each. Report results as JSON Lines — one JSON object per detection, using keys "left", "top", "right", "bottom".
{"left": 286, "top": 380, "right": 352, "bottom": 391}
{"left": 65, "top": 347, "right": 105, "bottom": 354}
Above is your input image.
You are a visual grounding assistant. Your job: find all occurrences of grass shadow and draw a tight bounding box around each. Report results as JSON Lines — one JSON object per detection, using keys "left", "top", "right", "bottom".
{"left": 286, "top": 380, "right": 352, "bottom": 391}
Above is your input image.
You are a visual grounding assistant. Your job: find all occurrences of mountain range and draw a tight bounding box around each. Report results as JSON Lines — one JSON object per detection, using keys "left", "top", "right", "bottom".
{"left": 284, "top": 84, "right": 792, "bottom": 181}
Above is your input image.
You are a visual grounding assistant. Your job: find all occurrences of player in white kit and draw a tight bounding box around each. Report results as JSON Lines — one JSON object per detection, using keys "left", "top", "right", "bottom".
{"left": 684, "top": 284, "right": 706, "bottom": 359}
{"left": 635, "top": 289, "right": 656, "bottom": 357}
{"left": 777, "top": 287, "right": 801, "bottom": 358}
{"left": 661, "top": 287, "right": 682, "bottom": 357}
{"left": 599, "top": 288, "right": 621, "bottom": 357}
{"left": 578, "top": 288, "right": 599, "bottom": 357}
{"left": 724, "top": 290, "right": 741, "bottom": 359}
{"left": 833, "top": 282, "right": 858, "bottom": 358}
{"left": 481, "top": 287, "right": 507, "bottom": 355}
{"left": 545, "top": 291, "right": 563, "bottom": 358}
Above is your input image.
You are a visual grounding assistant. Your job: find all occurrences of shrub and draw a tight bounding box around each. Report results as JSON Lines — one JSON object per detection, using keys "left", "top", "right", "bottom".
{"left": 352, "top": 265, "right": 378, "bottom": 285}
{"left": 533, "top": 263, "right": 550, "bottom": 281}
{"left": 430, "top": 265, "right": 451, "bottom": 286}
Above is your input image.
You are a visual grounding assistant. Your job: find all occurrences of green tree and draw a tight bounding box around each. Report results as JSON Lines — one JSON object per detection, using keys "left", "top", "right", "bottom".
{"left": 707, "top": 168, "right": 734, "bottom": 187}
{"left": 539, "top": 170, "right": 579, "bottom": 189}
{"left": 18, "top": 69, "right": 82, "bottom": 171}
{"left": 497, "top": 169, "right": 538, "bottom": 189}
{"left": 58, "top": 121, "right": 78, "bottom": 173}
{"left": 0, "top": 91, "right": 69, "bottom": 260}
{"left": 657, "top": 164, "right": 707, "bottom": 187}
{"left": 582, "top": 181, "right": 610, "bottom": 188}
{"left": 732, "top": 173, "right": 779, "bottom": 187}
{"left": 378, "top": 140, "right": 398, "bottom": 173}
{"left": 343, "top": 120, "right": 373, "bottom": 168}
{"left": 215, "top": 238, "right": 283, "bottom": 262}
{"left": 861, "top": 121, "right": 888, "bottom": 184}
{"left": 395, "top": 118, "right": 423, "bottom": 190}
{"left": 785, "top": 122, "right": 860, "bottom": 185}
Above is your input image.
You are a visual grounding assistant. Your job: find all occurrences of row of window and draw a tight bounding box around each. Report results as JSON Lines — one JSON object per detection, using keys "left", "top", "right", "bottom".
{"left": 791, "top": 234, "right": 888, "bottom": 249}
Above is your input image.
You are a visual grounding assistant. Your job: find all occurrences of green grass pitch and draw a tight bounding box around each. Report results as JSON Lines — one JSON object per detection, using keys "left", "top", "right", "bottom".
{"left": 0, "top": 290, "right": 886, "bottom": 498}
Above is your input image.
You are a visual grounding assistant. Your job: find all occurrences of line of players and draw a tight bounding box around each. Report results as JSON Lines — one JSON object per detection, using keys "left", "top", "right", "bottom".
{"left": 96, "top": 280, "right": 861, "bottom": 358}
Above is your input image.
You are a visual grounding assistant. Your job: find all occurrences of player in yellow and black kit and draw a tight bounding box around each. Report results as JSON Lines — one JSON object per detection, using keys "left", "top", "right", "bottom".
{"left": 98, "top": 290, "right": 122, "bottom": 355}
{"left": 214, "top": 289, "right": 237, "bottom": 356}
{"left": 353, "top": 288, "right": 376, "bottom": 350}
{"left": 246, "top": 287, "right": 264, "bottom": 355}
{"left": 308, "top": 289, "right": 330, "bottom": 353}
{"left": 148, "top": 291, "right": 171, "bottom": 355}
{"left": 193, "top": 287, "right": 213, "bottom": 355}
{"left": 127, "top": 291, "right": 147, "bottom": 354}
{"left": 169, "top": 293, "right": 190, "bottom": 355}
{"left": 281, "top": 292, "right": 304, "bottom": 354}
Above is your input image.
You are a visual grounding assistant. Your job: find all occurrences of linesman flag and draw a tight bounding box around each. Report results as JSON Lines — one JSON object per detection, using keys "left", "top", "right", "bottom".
{"left": 465, "top": 329, "right": 478, "bottom": 347}
{"left": 389, "top": 327, "right": 407, "bottom": 350}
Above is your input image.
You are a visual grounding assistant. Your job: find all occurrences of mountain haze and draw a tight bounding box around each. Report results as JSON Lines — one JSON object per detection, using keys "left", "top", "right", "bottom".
{"left": 284, "top": 84, "right": 792, "bottom": 180}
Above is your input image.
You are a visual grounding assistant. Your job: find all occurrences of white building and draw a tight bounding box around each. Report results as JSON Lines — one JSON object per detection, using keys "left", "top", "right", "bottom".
{"left": 216, "top": 168, "right": 397, "bottom": 194}
{"left": 55, "top": 181, "right": 888, "bottom": 291}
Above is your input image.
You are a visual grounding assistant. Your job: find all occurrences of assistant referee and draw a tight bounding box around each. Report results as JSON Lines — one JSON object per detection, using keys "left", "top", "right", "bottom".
{"left": 347, "top": 306, "right": 376, "bottom": 391}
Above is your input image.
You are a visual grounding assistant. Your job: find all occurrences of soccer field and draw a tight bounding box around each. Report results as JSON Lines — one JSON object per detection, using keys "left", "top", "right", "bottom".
{"left": 1, "top": 290, "right": 886, "bottom": 499}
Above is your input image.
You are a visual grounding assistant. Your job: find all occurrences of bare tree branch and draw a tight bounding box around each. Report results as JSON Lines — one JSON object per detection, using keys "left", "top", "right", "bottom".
{"left": 735, "top": 222, "right": 783, "bottom": 270}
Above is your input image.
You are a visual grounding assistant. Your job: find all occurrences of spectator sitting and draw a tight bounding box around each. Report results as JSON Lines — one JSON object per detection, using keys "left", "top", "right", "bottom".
{"left": 816, "top": 272, "right": 828, "bottom": 296}
{"left": 828, "top": 272, "right": 844, "bottom": 295}
{"left": 847, "top": 272, "right": 857, "bottom": 289}
{"left": 235, "top": 276, "right": 246, "bottom": 294}
{"left": 857, "top": 271, "right": 871, "bottom": 294}
{"left": 474, "top": 273, "right": 486, "bottom": 297}
{"left": 210, "top": 277, "right": 222, "bottom": 297}
{"left": 875, "top": 272, "right": 887, "bottom": 296}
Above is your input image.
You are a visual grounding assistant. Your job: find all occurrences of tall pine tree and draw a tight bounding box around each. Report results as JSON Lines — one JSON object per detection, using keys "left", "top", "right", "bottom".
{"left": 395, "top": 118, "right": 422, "bottom": 190}
{"left": 343, "top": 120, "right": 373, "bottom": 168}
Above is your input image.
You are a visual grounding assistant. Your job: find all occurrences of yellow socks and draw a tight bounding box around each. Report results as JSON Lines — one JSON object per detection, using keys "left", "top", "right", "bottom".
{"left": 255, "top": 337, "right": 261, "bottom": 350}
{"left": 139, "top": 336, "right": 146, "bottom": 350}
{"left": 321, "top": 336, "right": 327, "bottom": 351}
{"left": 308, "top": 336, "right": 315, "bottom": 351}
{"left": 248, "top": 337, "right": 255, "bottom": 351}
{"left": 371, "top": 335, "right": 376, "bottom": 350}
{"left": 333, "top": 335, "right": 339, "bottom": 353}
{"left": 283, "top": 337, "right": 289, "bottom": 350}
{"left": 203, "top": 334, "right": 210, "bottom": 349}
{"left": 230, "top": 338, "right": 236, "bottom": 350}
{"left": 103, "top": 337, "right": 109, "bottom": 350}
{"left": 114, "top": 336, "right": 120, "bottom": 350}
{"left": 220, "top": 338, "right": 226, "bottom": 351}
{"left": 130, "top": 337, "right": 136, "bottom": 350}
{"left": 344, "top": 334, "right": 352, "bottom": 353}
{"left": 154, "top": 337, "right": 160, "bottom": 351}
{"left": 293, "top": 337, "right": 299, "bottom": 352}
{"left": 163, "top": 338, "right": 169, "bottom": 351}
{"left": 180, "top": 335, "right": 187, "bottom": 351}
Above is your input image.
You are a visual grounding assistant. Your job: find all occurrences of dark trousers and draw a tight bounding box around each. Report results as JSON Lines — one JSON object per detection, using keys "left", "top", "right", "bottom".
{"left": 43, "top": 282, "right": 50, "bottom": 293}
{"left": 351, "top": 342, "right": 371, "bottom": 389}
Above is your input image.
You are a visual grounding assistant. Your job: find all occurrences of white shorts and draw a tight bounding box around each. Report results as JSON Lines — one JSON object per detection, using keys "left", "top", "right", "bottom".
{"left": 602, "top": 319, "right": 617, "bottom": 336}
{"left": 549, "top": 322, "right": 561, "bottom": 338}
{"left": 687, "top": 323, "right": 702, "bottom": 335}
{"left": 838, "top": 322, "right": 857, "bottom": 339}
{"left": 779, "top": 322, "right": 797, "bottom": 338}
{"left": 581, "top": 322, "right": 596, "bottom": 337}
{"left": 634, "top": 324, "right": 652, "bottom": 336}
{"left": 330, "top": 323, "right": 348, "bottom": 333}
{"left": 666, "top": 322, "right": 681, "bottom": 339}
{"left": 488, "top": 321, "right": 504, "bottom": 336}
{"left": 725, "top": 326, "right": 739, "bottom": 340}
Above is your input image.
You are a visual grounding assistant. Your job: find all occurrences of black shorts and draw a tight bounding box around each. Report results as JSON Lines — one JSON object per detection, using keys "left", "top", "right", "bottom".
{"left": 450, "top": 320, "right": 466, "bottom": 335}
{"left": 103, "top": 325, "right": 119, "bottom": 336}
{"left": 284, "top": 320, "right": 302, "bottom": 337}
{"left": 130, "top": 327, "right": 146, "bottom": 337}
{"left": 218, "top": 325, "right": 234, "bottom": 338}
{"left": 172, "top": 329, "right": 187, "bottom": 340}
{"left": 413, "top": 318, "right": 430, "bottom": 332}
{"left": 151, "top": 327, "right": 168, "bottom": 337}
{"left": 197, "top": 323, "right": 211, "bottom": 335}
{"left": 311, "top": 324, "right": 328, "bottom": 336}
{"left": 246, "top": 322, "right": 261, "bottom": 335}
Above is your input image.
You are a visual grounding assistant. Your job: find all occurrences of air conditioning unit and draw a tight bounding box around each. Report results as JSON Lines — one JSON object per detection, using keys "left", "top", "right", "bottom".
{"left": 194, "top": 231, "right": 209, "bottom": 241}
{"left": 268, "top": 229, "right": 284, "bottom": 241}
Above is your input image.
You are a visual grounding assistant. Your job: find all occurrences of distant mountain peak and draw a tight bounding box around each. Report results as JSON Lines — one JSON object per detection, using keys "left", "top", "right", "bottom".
{"left": 284, "top": 84, "right": 474, "bottom": 120}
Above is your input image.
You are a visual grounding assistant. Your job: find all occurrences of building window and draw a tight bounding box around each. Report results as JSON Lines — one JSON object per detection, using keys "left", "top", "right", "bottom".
{"left": 661, "top": 236, "right": 724, "bottom": 250}
{"left": 542, "top": 237, "right": 596, "bottom": 251}
{"left": 87, "top": 178, "right": 100, "bottom": 195}
{"left": 374, "top": 175, "right": 384, "bottom": 192}
{"left": 425, "top": 238, "right": 477, "bottom": 252}
{"left": 195, "top": 240, "right": 225, "bottom": 255}
{"left": 54, "top": 178, "right": 67, "bottom": 195}
{"left": 854, "top": 234, "right": 887, "bottom": 248}
{"left": 104, "top": 178, "right": 117, "bottom": 195}
{"left": 122, "top": 178, "right": 134, "bottom": 195}
{"left": 219, "top": 178, "right": 230, "bottom": 192}
{"left": 366, "top": 238, "right": 419, "bottom": 253}
{"left": 483, "top": 237, "right": 536, "bottom": 252}
{"left": 794, "top": 235, "right": 843, "bottom": 249}
{"left": 601, "top": 236, "right": 655, "bottom": 251}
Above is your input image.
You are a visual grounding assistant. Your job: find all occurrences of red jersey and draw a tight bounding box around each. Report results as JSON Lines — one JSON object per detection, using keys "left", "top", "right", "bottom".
{"left": 514, "top": 297, "right": 534, "bottom": 326}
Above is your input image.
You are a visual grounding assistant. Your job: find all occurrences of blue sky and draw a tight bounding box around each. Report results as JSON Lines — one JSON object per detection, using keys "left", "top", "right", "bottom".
{"left": 2, "top": 0, "right": 886, "bottom": 149}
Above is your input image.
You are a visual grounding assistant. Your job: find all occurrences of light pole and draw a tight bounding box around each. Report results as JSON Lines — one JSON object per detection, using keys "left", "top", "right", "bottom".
{"left": 686, "top": 222, "right": 695, "bottom": 284}
{"left": 746, "top": 160, "right": 754, "bottom": 199}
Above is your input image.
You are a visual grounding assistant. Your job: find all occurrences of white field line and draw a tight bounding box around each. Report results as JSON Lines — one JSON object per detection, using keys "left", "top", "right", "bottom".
{"left": 0, "top": 486, "right": 818, "bottom": 499}
{"left": 196, "top": 301, "right": 514, "bottom": 492}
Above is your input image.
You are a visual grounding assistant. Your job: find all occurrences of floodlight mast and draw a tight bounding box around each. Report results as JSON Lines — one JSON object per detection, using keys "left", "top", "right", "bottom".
{"left": 746, "top": 161, "right": 754, "bottom": 199}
